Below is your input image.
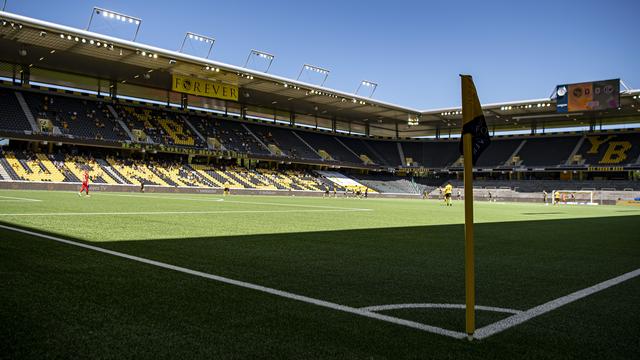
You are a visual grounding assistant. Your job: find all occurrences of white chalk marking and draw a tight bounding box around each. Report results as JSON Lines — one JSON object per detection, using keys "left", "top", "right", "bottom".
{"left": 474, "top": 268, "right": 640, "bottom": 339}
{"left": 361, "top": 303, "right": 522, "bottom": 315}
{"left": 0, "top": 195, "right": 42, "bottom": 202}
{"left": 100, "top": 193, "right": 373, "bottom": 211}
{"left": 0, "top": 208, "right": 371, "bottom": 217}
{"left": 0, "top": 224, "right": 466, "bottom": 339}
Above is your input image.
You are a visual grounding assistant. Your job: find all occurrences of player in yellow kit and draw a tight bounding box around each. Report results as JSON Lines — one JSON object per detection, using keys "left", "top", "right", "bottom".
{"left": 443, "top": 182, "right": 453, "bottom": 206}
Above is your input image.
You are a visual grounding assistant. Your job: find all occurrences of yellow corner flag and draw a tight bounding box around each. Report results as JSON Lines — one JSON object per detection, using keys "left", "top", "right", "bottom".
{"left": 459, "top": 75, "right": 490, "bottom": 339}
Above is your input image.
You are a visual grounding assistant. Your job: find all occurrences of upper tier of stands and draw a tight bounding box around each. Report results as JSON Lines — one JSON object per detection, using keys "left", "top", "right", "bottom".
{"left": 245, "top": 123, "right": 321, "bottom": 160}
{"left": 189, "top": 116, "right": 270, "bottom": 155}
{"left": 1, "top": 88, "right": 639, "bottom": 170}
{"left": 23, "top": 91, "right": 128, "bottom": 141}
{"left": 297, "top": 131, "right": 362, "bottom": 163}
{"left": 0, "top": 88, "right": 33, "bottom": 132}
{"left": 517, "top": 136, "right": 581, "bottom": 167}
{"left": 474, "top": 138, "right": 523, "bottom": 168}
{"left": 116, "top": 105, "right": 206, "bottom": 148}
{"left": 576, "top": 133, "right": 640, "bottom": 166}
{"left": 402, "top": 141, "right": 460, "bottom": 168}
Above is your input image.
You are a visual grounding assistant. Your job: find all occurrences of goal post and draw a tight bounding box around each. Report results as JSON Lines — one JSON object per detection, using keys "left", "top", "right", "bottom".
{"left": 551, "top": 190, "right": 596, "bottom": 205}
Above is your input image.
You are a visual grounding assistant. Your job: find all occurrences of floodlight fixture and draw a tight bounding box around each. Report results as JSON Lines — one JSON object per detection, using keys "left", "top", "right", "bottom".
{"left": 179, "top": 32, "right": 215, "bottom": 59}
{"left": 297, "top": 64, "right": 330, "bottom": 86}
{"left": 244, "top": 49, "right": 275, "bottom": 73}
{"left": 355, "top": 80, "right": 378, "bottom": 98}
{"left": 86, "top": 7, "right": 142, "bottom": 41}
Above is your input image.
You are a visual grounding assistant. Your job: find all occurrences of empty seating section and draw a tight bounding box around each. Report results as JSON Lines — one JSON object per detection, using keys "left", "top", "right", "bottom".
{"left": 189, "top": 116, "right": 269, "bottom": 155}
{"left": 366, "top": 140, "right": 401, "bottom": 166}
{"left": 64, "top": 155, "right": 117, "bottom": 184}
{"left": 247, "top": 124, "right": 321, "bottom": 160}
{"left": 576, "top": 133, "right": 640, "bottom": 165}
{"left": 106, "top": 157, "right": 169, "bottom": 186}
{"left": 22, "top": 92, "right": 127, "bottom": 141}
{"left": 117, "top": 106, "right": 204, "bottom": 147}
{"left": 517, "top": 136, "right": 580, "bottom": 167}
{"left": 339, "top": 137, "right": 385, "bottom": 165}
{"left": 350, "top": 173, "right": 419, "bottom": 194}
{"left": 0, "top": 89, "right": 32, "bottom": 132}
{"left": 3, "top": 150, "right": 66, "bottom": 182}
{"left": 402, "top": 141, "right": 460, "bottom": 168}
{"left": 297, "top": 131, "right": 362, "bottom": 163}
{"left": 475, "top": 139, "right": 523, "bottom": 167}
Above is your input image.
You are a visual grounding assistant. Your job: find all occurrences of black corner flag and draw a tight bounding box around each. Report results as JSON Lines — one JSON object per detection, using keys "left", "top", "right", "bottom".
{"left": 459, "top": 75, "right": 491, "bottom": 165}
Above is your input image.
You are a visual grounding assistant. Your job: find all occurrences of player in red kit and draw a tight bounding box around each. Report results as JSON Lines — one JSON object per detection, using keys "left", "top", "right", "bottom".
{"left": 78, "top": 170, "right": 90, "bottom": 197}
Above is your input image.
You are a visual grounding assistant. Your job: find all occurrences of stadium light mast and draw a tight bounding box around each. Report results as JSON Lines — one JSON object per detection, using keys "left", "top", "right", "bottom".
{"left": 86, "top": 7, "right": 142, "bottom": 41}
{"left": 179, "top": 32, "right": 215, "bottom": 59}
{"left": 2, "top": 0, "right": 7, "bottom": 11}
{"left": 244, "top": 49, "right": 275, "bottom": 73}
{"left": 297, "top": 64, "right": 330, "bottom": 86}
{"left": 355, "top": 80, "right": 378, "bottom": 98}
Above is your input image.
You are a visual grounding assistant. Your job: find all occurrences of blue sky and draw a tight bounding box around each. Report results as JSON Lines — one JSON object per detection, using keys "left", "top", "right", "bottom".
{"left": 5, "top": 0, "right": 638, "bottom": 109}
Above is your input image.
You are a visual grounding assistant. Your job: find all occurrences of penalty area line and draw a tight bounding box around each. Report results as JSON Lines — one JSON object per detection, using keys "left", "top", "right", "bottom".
{"left": 0, "top": 224, "right": 466, "bottom": 340}
{"left": 474, "top": 267, "right": 640, "bottom": 339}
{"left": 100, "top": 193, "right": 373, "bottom": 211}
{"left": 0, "top": 195, "right": 42, "bottom": 202}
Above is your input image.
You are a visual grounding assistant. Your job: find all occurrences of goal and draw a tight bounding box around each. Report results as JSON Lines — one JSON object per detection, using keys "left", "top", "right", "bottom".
{"left": 551, "top": 190, "right": 597, "bottom": 205}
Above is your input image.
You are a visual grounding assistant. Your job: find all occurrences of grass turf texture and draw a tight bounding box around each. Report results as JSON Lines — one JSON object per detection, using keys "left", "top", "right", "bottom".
{"left": 0, "top": 189, "right": 638, "bottom": 359}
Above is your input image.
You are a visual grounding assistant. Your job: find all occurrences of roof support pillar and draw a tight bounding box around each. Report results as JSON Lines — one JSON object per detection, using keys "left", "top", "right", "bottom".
{"left": 395, "top": 122, "right": 399, "bottom": 139}
{"left": 180, "top": 93, "right": 188, "bottom": 110}
{"left": 109, "top": 80, "right": 117, "bottom": 100}
{"left": 19, "top": 65, "right": 30, "bottom": 86}
{"left": 331, "top": 117, "right": 336, "bottom": 133}
{"left": 289, "top": 112, "right": 295, "bottom": 126}
{"left": 365, "top": 123, "right": 370, "bottom": 137}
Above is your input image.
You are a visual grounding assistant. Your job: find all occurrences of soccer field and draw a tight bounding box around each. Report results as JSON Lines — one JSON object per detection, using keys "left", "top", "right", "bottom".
{"left": 1, "top": 189, "right": 639, "bottom": 359}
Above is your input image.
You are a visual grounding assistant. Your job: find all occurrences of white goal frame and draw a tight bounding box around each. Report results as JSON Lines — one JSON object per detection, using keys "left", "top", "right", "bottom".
{"left": 551, "top": 190, "right": 596, "bottom": 205}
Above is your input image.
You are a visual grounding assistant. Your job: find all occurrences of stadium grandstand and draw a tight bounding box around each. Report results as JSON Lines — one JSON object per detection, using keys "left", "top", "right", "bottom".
{"left": 1, "top": 4, "right": 640, "bottom": 359}
{"left": 0, "top": 10, "right": 639, "bottom": 201}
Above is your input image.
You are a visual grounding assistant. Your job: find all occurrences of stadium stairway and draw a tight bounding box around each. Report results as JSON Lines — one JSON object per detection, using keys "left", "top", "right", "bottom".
{"left": 14, "top": 92, "right": 39, "bottom": 133}
{"left": 210, "top": 169, "right": 244, "bottom": 189}
{"left": 107, "top": 104, "right": 136, "bottom": 142}
{"left": 222, "top": 169, "right": 254, "bottom": 188}
{"left": 106, "top": 158, "right": 168, "bottom": 186}
{"left": 0, "top": 156, "right": 14, "bottom": 180}
{"left": 189, "top": 165, "right": 225, "bottom": 188}
{"left": 65, "top": 156, "right": 117, "bottom": 184}
{"left": 96, "top": 159, "right": 128, "bottom": 184}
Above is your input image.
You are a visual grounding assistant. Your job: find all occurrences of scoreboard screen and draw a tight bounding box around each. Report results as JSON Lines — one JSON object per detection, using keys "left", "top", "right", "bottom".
{"left": 555, "top": 79, "right": 620, "bottom": 113}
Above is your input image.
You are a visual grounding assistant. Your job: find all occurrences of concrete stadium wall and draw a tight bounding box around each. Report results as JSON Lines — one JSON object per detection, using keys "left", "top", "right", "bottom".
{"left": 2, "top": 180, "right": 637, "bottom": 204}
{"left": 0, "top": 180, "right": 421, "bottom": 199}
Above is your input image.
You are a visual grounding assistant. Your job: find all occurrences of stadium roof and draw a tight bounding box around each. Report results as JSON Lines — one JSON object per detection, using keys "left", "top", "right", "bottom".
{"left": 1, "top": 10, "right": 639, "bottom": 138}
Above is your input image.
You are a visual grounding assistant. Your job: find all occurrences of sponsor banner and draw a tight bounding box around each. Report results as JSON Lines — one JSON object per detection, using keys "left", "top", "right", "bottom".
{"left": 172, "top": 74, "right": 238, "bottom": 101}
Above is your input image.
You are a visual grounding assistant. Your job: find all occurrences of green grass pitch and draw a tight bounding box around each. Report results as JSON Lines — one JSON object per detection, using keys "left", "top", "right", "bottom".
{"left": 0, "top": 189, "right": 639, "bottom": 359}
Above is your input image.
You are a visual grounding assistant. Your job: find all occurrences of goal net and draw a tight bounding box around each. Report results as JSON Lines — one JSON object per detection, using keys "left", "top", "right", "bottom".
{"left": 551, "top": 190, "right": 597, "bottom": 205}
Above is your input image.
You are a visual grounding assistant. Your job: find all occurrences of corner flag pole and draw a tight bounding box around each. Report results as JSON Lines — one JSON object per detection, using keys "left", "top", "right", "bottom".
{"left": 459, "top": 74, "right": 489, "bottom": 339}
{"left": 463, "top": 130, "right": 475, "bottom": 338}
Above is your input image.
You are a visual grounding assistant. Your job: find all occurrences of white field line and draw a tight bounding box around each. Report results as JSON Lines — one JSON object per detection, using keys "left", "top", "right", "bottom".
{"left": 361, "top": 303, "right": 522, "bottom": 315}
{"left": 100, "top": 193, "right": 373, "bottom": 211}
{"left": 0, "top": 195, "right": 42, "bottom": 202}
{"left": 474, "top": 268, "right": 640, "bottom": 339}
{"left": 0, "top": 224, "right": 466, "bottom": 340}
{"left": 0, "top": 209, "right": 371, "bottom": 217}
